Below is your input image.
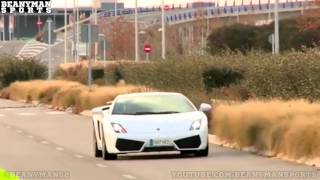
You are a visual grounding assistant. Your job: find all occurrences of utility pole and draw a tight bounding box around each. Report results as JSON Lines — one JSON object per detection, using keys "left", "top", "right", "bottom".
{"left": 115, "top": 0, "right": 118, "bottom": 17}
{"left": 88, "top": 24, "right": 92, "bottom": 87}
{"left": 94, "top": 5, "right": 98, "bottom": 64}
{"left": 73, "top": 0, "right": 77, "bottom": 62}
{"left": 47, "top": 19, "right": 53, "bottom": 80}
{"left": 2, "top": 15, "right": 5, "bottom": 41}
{"left": 64, "top": 0, "right": 67, "bottom": 64}
{"left": 135, "top": 0, "right": 139, "bottom": 61}
{"left": 76, "top": 0, "right": 80, "bottom": 64}
{"left": 161, "top": 0, "right": 166, "bottom": 59}
{"left": 274, "top": 0, "right": 280, "bottom": 54}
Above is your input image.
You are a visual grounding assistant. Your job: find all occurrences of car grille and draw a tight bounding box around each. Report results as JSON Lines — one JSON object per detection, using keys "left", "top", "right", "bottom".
{"left": 143, "top": 146, "right": 176, "bottom": 152}
{"left": 115, "top": 138, "right": 144, "bottom": 151}
{"left": 174, "top": 135, "right": 201, "bottom": 149}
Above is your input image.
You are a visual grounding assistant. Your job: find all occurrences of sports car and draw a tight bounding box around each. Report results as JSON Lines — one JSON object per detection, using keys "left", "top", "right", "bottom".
{"left": 92, "top": 92, "right": 212, "bottom": 160}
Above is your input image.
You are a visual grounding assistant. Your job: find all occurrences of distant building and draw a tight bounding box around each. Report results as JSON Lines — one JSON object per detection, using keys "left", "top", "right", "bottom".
{"left": 101, "top": 2, "right": 124, "bottom": 11}
{"left": 1, "top": 2, "right": 124, "bottom": 40}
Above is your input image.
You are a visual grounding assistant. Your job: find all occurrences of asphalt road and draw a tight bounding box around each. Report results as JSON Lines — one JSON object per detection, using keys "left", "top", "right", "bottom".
{"left": 0, "top": 99, "right": 318, "bottom": 180}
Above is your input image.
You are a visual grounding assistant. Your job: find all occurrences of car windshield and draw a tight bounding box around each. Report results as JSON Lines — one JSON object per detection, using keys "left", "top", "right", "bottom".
{"left": 112, "top": 94, "right": 196, "bottom": 115}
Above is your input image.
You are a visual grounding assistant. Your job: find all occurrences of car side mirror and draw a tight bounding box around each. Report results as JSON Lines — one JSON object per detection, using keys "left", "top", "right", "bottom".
{"left": 199, "top": 103, "right": 212, "bottom": 112}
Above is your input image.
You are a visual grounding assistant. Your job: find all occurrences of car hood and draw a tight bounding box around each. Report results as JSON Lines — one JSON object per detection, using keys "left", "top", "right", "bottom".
{"left": 109, "top": 111, "right": 205, "bottom": 134}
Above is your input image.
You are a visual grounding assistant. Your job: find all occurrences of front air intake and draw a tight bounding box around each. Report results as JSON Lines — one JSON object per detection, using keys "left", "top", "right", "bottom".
{"left": 174, "top": 135, "right": 201, "bottom": 149}
{"left": 116, "top": 138, "right": 144, "bottom": 151}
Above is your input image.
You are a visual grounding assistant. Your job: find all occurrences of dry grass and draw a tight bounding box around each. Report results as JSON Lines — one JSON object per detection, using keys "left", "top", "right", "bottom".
{"left": 1, "top": 80, "right": 150, "bottom": 113}
{"left": 212, "top": 100, "right": 320, "bottom": 159}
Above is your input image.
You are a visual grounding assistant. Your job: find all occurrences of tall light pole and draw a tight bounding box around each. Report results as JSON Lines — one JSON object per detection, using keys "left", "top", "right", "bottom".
{"left": 76, "top": 0, "right": 80, "bottom": 64}
{"left": 274, "top": 0, "right": 280, "bottom": 54}
{"left": 94, "top": 1, "right": 98, "bottom": 64}
{"left": 47, "top": 18, "right": 53, "bottom": 80}
{"left": 99, "top": 34, "right": 107, "bottom": 67}
{"left": 64, "top": 0, "right": 67, "bottom": 64}
{"left": 161, "top": 0, "right": 166, "bottom": 59}
{"left": 135, "top": 0, "right": 139, "bottom": 61}
{"left": 73, "top": 0, "right": 76, "bottom": 62}
{"left": 115, "top": 0, "right": 118, "bottom": 17}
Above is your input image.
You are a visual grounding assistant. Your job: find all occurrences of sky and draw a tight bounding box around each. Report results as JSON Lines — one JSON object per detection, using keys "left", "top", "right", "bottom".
{"left": 51, "top": 0, "right": 298, "bottom": 8}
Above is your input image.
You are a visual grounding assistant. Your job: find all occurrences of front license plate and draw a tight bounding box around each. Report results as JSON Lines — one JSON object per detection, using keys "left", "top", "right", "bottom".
{"left": 150, "top": 139, "right": 171, "bottom": 146}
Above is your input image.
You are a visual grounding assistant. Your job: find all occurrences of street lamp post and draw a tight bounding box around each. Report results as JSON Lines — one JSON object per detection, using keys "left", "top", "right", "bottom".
{"left": 115, "top": 0, "right": 118, "bottom": 17}
{"left": 274, "top": 0, "right": 280, "bottom": 54}
{"left": 99, "top": 34, "right": 107, "bottom": 67}
{"left": 161, "top": 0, "right": 166, "bottom": 59}
{"left": 64, "top": 0, "right": 67, "bottom": 64}
{"left": 76, "top": 0, "right": 80, "bottom": 64}
{"left": 73, "top": 0, "right": 77, "bottom": 62}
{"left": 47, "top": 18, "right": 53, "bottom": 80}
{"left": 135, "top": 0, "right": 139, "bottom": 62}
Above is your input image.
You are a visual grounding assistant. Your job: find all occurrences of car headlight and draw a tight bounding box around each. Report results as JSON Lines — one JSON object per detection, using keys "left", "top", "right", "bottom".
{"left": 190, "top": 120, "right": 201, "bottom": 131}
{"left": 111, "top": 123, "right": 127, "bottom": 133}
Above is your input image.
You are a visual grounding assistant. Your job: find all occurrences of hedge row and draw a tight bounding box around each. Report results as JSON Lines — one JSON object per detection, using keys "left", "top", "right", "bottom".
{"left": 0, "top": 56, "right": 47, "bottom": 88}
{"left": 102, "top": 49, "right": 320, "bottom": 103}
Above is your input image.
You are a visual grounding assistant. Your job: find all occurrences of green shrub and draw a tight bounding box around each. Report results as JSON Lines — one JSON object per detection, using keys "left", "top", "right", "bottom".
{"left": 102, "top": 48, "right": 320, "bottom": 102}
{"left": 207, "top": 24, "right": 259, "bottom": 54}
{"left": 0, "top": 56, "right": 46, "bottom": 88}
{"left": 54, "top": 63, "right": 88, "bottom": 84}
{"left": 202, "top": 67, "right": 243, "bottom": 91}
{"left": 114, "top": 59, "right": 208, "bottom": 106}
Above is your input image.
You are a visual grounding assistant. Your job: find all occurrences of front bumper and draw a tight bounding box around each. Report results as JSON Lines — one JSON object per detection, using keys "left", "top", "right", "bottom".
{"left": 105, "top": 131, "right": 208, "bottom": 154}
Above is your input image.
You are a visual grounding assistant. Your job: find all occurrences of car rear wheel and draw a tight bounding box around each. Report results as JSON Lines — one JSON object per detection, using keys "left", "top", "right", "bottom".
{"left": 101, "top": 131, "right": 117, "bottom": 160}
{"left": 93, "top": 129, "right": 102, "bottom": 158}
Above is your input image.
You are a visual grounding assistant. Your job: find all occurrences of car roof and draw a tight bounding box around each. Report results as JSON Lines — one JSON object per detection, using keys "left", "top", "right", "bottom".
{"left": 116, "top": 92, "right": 184, "bottom": 99}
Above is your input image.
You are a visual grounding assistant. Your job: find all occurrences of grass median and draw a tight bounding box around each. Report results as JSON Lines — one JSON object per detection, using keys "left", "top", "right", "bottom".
{"left": 0, "top": 80, "right": 149, "bottom": 113}
{"left": 212, "top": 100, "right": 320, "bottom": 160}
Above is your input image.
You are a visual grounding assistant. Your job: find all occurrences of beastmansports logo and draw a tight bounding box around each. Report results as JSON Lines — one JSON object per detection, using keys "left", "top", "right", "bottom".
{"left": 1, "top": 0, "right": 51, "bottom": 14}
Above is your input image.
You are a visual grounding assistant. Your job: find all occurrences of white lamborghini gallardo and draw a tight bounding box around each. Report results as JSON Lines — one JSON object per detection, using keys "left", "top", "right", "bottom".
{"left": 92, "top": 92, "right": 212, "bottom": 160}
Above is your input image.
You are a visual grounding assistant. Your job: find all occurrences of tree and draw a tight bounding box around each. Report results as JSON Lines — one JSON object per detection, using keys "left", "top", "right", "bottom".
{"left": 100, "top": 17, "right": 135, "bottom": 60}
{"left": 297, "top": 0, "right": 320, "bottom": 31}
{"left": 207, "top": 24, "right": 258, "bottom": 54}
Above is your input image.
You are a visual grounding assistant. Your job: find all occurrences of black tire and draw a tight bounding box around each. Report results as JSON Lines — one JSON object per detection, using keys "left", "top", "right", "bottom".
{"left": 101, "top": 132, "right": 117, "bottom": 160}
{"left": 93, "top": 128, "right": 102, "bottom": 158}
{"left": 194, "top": 144, "right": 209, "bottom": 157}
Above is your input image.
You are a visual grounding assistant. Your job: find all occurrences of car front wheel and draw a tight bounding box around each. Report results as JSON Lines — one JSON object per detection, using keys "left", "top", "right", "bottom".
{"left": 93, "top": 129, "right": 102, "bottom": 158}
{"left": 101, "top": 131, "right": 117, "bottom": 160}
{"left": 194, "top": 144, "right": 209, "bottom": 157}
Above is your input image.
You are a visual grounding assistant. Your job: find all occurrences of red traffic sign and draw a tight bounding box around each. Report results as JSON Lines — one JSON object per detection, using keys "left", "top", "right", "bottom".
{"left": 144, "top": 44, "right": 152, "bottom": 53}
{"left": 37, "top": 21, "right": 43, "bottom": 26}
{"left": 164, "top": 5, "right": 170, "bottom": 11}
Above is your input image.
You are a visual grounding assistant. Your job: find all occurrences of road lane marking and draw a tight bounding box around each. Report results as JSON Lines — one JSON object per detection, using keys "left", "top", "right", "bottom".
{"left": 74, "top": 154, "right": 84, "bottom": 159}
{"left": 56, "top": 147, "right": 64, "bottom": 151}
{"left": 16, "top": 130, "right": 23, "bottom": 134}
{"left": 17, "top": 113, "right": 36, "bottom": 116}
{"left": 27, "top": 135, "right": 34, "bottom": 139}
{"left": 45, "top": 111, "right": 65, "bottom": 115}
{"left": 96, "top": 163, "right": 107, "bottom": 168}
{"left": 122, "top": 174, "right": 136, "bottom": 179}
{"left": 41, "top": 141, "right": 49, "bottom": 144}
